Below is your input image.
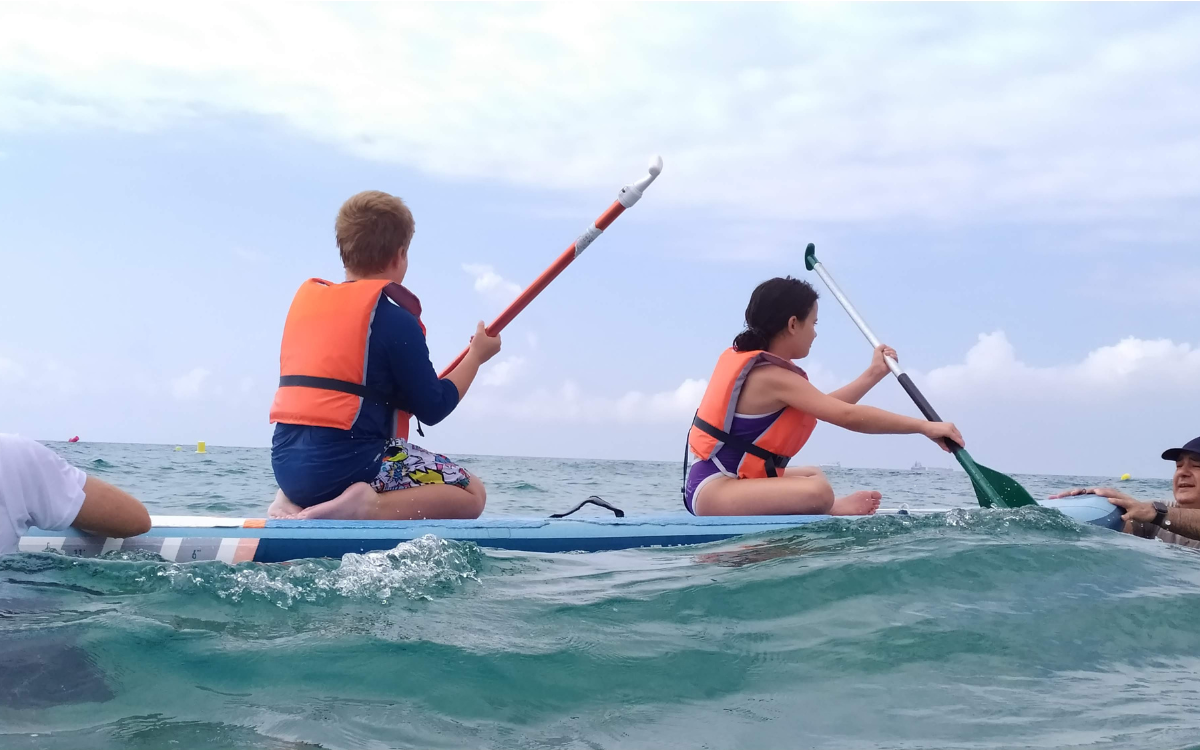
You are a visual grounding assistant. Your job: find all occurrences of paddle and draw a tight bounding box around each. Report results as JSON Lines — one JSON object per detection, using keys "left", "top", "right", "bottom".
{"left": 439, "top": 156, "right": 664, "bottom": 377}
{"left": 803, "top": 243, "right": 1037, "bottom": 509}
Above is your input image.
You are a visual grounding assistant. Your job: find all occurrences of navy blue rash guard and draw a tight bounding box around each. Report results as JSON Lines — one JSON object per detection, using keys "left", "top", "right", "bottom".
{"left": 272, "top": 296, "right": 460, "bottom": 507}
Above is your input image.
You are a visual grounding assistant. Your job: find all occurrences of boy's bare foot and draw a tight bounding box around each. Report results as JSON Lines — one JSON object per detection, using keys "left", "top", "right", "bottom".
{"left": 830, "top": 490, "right": 882, "bottom": 516}
{"left": 267, "top": 490, "right": 304, "bottom": 519}
{"left": 296, "top": 482, "right": 378, "bottom": 520}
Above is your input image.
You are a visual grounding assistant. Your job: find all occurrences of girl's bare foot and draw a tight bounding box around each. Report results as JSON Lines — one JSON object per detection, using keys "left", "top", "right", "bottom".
{"left": 830, "top": 490, "right": 881, "bottom": 516}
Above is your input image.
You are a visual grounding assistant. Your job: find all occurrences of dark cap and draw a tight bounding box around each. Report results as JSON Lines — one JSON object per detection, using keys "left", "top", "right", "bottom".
{"left": 1162, "top": 436, "right": 1200, "bottom": 462}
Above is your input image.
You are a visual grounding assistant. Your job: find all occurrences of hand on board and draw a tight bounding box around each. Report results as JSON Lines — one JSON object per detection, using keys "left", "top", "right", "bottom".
{"left": 468, "top": 321, "right": 502, "bottom": 364}
{"left": 868, "top": 344, "right": 898, "bottom": 379}
{"left": 1047, "top": 487, "right": 1151, "bottom": 520}
{"left": 922, "top": 421, "right": 964, "bottom": 452}
{"left": 1047, "top": 486, "right": 1136, "bottom": 503}
{"left": 1112, "top": 498, "right": 1159, "bottom": 524}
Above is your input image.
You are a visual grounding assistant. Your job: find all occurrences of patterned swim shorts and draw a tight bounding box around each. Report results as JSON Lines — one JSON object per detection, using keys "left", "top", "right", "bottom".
{"left": 371, "top": 438, "right": 471, "bottom": 493}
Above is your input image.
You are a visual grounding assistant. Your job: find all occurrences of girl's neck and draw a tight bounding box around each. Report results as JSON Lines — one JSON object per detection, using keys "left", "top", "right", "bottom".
{"left": 766, "top": 337, "right": 796, "bottom": 361}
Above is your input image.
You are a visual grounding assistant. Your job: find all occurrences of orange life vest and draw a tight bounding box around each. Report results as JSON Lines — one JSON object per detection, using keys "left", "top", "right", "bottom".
{"left": 268, "top": 278, "right": 425, "bottom": 439}
{"left": 687, "top": 348, "right": 818, "bottom": 479}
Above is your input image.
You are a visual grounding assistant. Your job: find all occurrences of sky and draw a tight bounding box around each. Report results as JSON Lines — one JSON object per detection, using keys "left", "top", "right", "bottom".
{"left": 1, "top": 3, "right": 1198, "bottom": 478}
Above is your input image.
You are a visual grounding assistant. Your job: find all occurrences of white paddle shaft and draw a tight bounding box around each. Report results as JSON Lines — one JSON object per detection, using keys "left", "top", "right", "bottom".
{"left": 808, "top": 260, "right": 905, "bottom": 378}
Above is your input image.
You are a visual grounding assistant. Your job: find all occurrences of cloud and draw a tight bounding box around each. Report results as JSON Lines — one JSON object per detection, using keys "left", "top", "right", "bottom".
{"left": 1083, "top": 263, "right": 1200, "bottom": 309}
{"left": 462, "top": 377, "right": 707, "bottom": 425}
{"left": 924, "top": 331, "right": 1200, "bottom": 399}
{"left": 462, "top": 263, "right": 522, "bottom": 302}
{"left": 797, "top": 361, "right": 842, "bottom": 393}
{"left": 170, "top": 367, "right": 210, "bottom": 400}
{"left": 0, "top": 356, "right": 25, "bottom": 382}
{"left": 613, "top": 379, "right": 709, "bottom": 423}
{"left": 460, "top": 329, "right": 1200, "bottom": 430}
{"left": 0, "top": 352, "right": 79, "bottom": 395}
{"left": 233, "top": 246, "right": 267, "bottom": 263}
{"left": 2, "top": 4, "right": 1199, "bottom": 224}
{"left": 479, "top": 356, "right": 526, "bottom": 387}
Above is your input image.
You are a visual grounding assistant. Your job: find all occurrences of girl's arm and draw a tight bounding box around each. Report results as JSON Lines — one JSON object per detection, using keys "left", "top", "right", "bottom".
{"left": 828, "top": 344, "right": 894, "bottom": 405}
{"left": 764, "top": 367, "right": 964, "bottom": 451}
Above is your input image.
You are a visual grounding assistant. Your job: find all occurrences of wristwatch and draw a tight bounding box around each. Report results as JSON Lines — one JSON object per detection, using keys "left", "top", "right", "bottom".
{"left": 1152, "top": 501, "right": 1170, "bottom": 528}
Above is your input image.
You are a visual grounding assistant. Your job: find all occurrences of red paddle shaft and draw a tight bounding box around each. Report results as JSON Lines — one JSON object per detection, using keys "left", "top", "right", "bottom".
{"left": 439, "top": 156, "right": 664, "bottom": 377}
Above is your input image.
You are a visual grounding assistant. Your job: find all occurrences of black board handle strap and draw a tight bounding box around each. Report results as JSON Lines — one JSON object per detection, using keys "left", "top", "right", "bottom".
{"left": 550, "top": 496, "right": 626, "bottom": 518}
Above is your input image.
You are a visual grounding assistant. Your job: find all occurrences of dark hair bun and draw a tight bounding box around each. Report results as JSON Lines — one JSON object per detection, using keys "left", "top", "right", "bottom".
{"left": 733, "top": 328, "right": 769, "bottom": 352}
{"left": 732, "top": 277, "right": 819, "bottom": 351}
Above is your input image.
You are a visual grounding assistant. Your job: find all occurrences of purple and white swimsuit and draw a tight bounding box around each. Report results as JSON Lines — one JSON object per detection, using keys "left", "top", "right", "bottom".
{"left": 684, "top": 408, "right": 786, "bottom": 514}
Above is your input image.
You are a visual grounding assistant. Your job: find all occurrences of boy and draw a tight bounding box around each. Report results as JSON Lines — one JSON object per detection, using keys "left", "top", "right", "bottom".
{"left": 268, "top": 191, "right": 500, "bottom": 520}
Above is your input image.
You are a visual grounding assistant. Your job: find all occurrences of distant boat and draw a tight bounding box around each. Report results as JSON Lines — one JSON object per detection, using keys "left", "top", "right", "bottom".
{"left": 911, "top": 461, "right": 925, "bottom": 472}
{"left": 821, "top": 461, "right": 842, "bottom": 469}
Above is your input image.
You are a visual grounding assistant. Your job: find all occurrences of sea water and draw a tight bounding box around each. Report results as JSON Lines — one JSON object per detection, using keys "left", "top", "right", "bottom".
{"left": 2, "top": 442, "right": 1197, "bottom": 750}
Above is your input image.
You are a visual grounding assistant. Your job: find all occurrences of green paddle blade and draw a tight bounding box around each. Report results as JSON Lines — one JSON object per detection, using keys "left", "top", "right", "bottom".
{"left": 801, "top": 241, "right": 1040, "bottom": 510}
{"left": 954, "top": 448, "right": 1039, "bottom": 508}
{"left": 974, "top": 462, "right": 1039, "bottom": 508}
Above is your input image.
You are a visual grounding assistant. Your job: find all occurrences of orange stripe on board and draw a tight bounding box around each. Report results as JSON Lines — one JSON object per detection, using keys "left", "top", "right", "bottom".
{"left": 243, "top": 519, "right": 266, "bottom": 528}
{"left": 233, "top": 537, "right": 260, "bottom": 563}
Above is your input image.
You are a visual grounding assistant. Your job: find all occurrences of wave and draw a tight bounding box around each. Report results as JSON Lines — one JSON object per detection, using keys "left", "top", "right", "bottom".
{"left": 8, "top": 512, "right": 1200, "bottom": 748}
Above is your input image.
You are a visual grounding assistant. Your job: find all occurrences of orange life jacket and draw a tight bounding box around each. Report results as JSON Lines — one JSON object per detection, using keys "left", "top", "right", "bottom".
{"left": 687, "top": 348, "right": 818, "bottom": 478}
{"left": 268, "top": 278, "right": 425, "bottom": 439}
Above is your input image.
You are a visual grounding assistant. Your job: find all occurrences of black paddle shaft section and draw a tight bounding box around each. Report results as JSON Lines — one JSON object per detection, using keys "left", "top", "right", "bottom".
{"left": 897, "top": 373, "right": 941, "bottom": 422}
{"left": 896, "top": 373, "right": 963, "bottom": 452}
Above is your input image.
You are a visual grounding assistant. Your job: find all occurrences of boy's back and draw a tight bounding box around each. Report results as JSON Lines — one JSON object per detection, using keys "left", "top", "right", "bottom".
{"left": 267, "top": 191, "right": 499, "bottom": 519}
{"left": 272, "top": 290, "right": 459, "bottom": 505}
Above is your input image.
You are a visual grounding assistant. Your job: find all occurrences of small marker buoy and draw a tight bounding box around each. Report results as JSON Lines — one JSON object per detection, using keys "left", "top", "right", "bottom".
{"left": 196, "top": 441, "right": 207, "bottom": 454}
{"left": 174, "top": 446, "right": 183, "bottom": 452}
{"left": 1120, "top": 473, "right": 1131, "bottom": 481}
{"left": 67, "top": 436, "right": 79, "bottom": 443}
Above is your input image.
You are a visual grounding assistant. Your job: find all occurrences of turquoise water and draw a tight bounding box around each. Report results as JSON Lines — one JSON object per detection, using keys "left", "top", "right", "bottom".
{"left": 3, "top": 442, "right": 1199, "bottom": 750}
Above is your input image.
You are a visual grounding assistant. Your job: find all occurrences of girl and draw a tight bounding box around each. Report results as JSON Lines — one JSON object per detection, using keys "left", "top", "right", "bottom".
{"left": 685, "top": 277, "right": 963, "bottom": 516}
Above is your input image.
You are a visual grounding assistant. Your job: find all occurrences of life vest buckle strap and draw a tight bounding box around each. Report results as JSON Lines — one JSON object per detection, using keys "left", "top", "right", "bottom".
{"left": 278, "top": 375, "right": 404, "bottom": 412}
{"left": 691, "top": 416, "right": 790, "bottom": 479}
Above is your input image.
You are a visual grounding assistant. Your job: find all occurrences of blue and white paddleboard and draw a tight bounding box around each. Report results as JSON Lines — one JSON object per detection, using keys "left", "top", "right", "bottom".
{"left": 18, "top": 496, "right": 1122, "bottom": 563}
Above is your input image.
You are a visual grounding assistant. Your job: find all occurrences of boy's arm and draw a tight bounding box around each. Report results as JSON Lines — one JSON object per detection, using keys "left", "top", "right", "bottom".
{"left": 442, "top": 322, "right": 502, "bottom": 402}
{"left": 444, "top": 348, "right": 484, "bottom": 402}
{"left": 380, "top": 305, "right": 462, "bottom": 425}
{"left": 378, "top": 305, "right": 500, "bottom": 426}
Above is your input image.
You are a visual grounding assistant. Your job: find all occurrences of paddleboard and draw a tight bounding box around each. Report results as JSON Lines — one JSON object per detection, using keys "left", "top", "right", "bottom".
{"left": 17, "top": 496, "right": 1122, "bottom": 563}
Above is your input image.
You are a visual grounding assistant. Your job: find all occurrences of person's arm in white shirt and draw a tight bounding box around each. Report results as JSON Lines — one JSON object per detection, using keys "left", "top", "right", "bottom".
{"left": 1, "top": 436, "right": 151, "bottom": 548}
{"left": 72, "top": 476, "right": 151, "bottom": 538}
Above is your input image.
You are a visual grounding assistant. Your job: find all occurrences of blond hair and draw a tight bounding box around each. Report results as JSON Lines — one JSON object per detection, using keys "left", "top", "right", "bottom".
{"left": 335, "top": 191, "right": 415, "bottom": 275}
